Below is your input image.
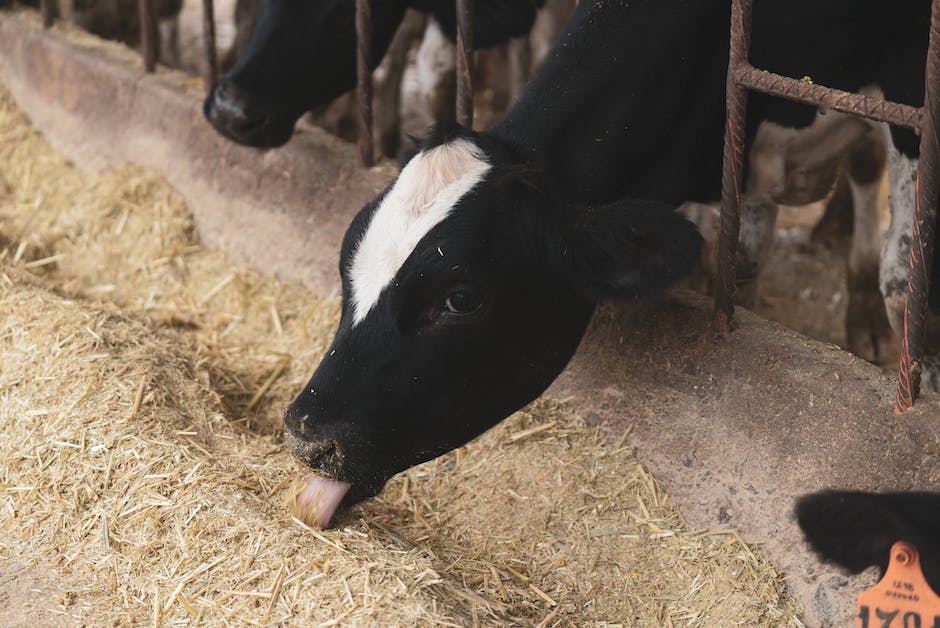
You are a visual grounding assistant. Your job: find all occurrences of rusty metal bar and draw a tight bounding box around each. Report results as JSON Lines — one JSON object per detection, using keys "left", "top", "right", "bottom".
{"left": 456, "top": 0, "right": 475, "bottom": 127}
{"left": 718, "top": 0, "right": 940, "bottom": 409}
{"left": 714, "top": 0, "right": 753, "bottom": 334}
{"left": 201, "top": 0, "right": 218, "bottom": 93}
{"left": 355, "top": 0, "right": 374, "bottom": 167}
{"left": 40, "top": 0, "right": 53, "bottom": 28}
{"left": 736, "top": 65, "right": 923, "bottom": 133}
{"left": 137, "top": 0, "right": 157, "bottom": 72}
{"left": 895, "top": 0, "right": 940, "bottom": 413}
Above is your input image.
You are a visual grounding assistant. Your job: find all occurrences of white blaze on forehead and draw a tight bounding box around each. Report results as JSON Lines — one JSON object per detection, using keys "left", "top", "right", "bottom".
{"left": 349, "top": 138, "right": 491, "bottom": 324}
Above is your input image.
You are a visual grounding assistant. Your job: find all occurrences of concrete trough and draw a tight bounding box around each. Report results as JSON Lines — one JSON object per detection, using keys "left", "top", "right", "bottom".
{"left": 2, "top": 11, "right": 939, "bottom": 625}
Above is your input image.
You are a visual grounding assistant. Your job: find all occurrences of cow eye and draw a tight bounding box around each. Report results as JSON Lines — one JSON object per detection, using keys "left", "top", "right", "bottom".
{"left": 442, "top": 289, "right": 483, "bottom": 316}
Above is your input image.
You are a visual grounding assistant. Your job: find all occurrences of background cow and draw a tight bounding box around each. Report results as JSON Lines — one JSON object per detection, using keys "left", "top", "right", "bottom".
{"left": 203, "top": 0, "right": 548, "bottom": 148}
{"left": 202, "top": 0, "right": 898, "bottom": 367}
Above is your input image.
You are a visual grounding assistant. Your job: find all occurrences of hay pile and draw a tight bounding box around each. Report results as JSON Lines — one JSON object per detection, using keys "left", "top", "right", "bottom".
{"left": 0, "top": 81, "right": 803, "bottom": 625}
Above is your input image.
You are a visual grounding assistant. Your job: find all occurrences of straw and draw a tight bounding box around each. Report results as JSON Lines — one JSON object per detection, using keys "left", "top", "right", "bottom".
{"left": 0, "top": 79, "right": 802, "bottom": 625}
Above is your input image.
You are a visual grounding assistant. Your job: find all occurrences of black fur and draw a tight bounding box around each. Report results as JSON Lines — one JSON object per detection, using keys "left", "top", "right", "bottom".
{"left": 286, "top": 1, "right": 937, "bottom": 506}
{"left": 494, "top": 0, "right": 928, "bottom": 207}
{"left": 797, "top": 491, "right": 940, "bottom": 593}
{"left": 204, "top": 0, "right": 546, "bottom": 147}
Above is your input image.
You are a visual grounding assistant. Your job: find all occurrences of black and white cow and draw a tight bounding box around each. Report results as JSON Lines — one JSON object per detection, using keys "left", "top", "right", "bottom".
{"left": 200, "top": 0, "right": 899, "bottom": 364}
{"left": 797, "top": 491, "right": 940, "bottom": 594}
{"left": 283, "top": 0, "right": 939, "bottom": 524}
{"left": 203, "top": 0, "right": 546, "bottom": 148}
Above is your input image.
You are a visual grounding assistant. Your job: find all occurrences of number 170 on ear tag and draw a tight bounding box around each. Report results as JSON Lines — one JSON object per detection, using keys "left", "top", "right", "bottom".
{"left": 858, "top": 541, "right": 940, "bottom": 628}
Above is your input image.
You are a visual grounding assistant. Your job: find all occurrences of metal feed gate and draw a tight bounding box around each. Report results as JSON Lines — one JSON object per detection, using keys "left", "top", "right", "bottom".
{"left": 29, "top": 0, "right": 940, "bottom": 411}
{"left": 714, "top": 0, "right": 940, "bottom": 413}
{"left": 354, "top": 0, "right": 476, "bottom": 167}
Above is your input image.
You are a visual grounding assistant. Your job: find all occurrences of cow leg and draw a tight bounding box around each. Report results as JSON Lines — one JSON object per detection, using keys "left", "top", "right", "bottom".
{"left": 735, "top": 122, "right": 790, "bottom": 309}
{"left": 678, "top": 201, "right": 719, "bottom": 295}
{"left": 529, "top": 0, "right": 577, "bottom": 68}
{"left": 158, "top": 15, "right": 181, "bottom": 68}
{"left": 506, "top": 36, "right": 531, "bottom": 106}
{"left": 373, "top": 9, "right": 425, "bottom": 158}
{"left": 877, "top": 135, "right": 939, "bottom": 387}
{"left": 810, "top": 169, "right": 853, "bottom": 252}
{"left": 881, "top": 138, "right": 940, "bottom": 390}
{"left": 415, "top": 18, "right": 457, "bottom": 129}
{"left": 735, "top": 193, "right": 778, "bottom": 308}
{"left": 880, "top": 140, "right": 916, "bottom": 342}
{"left": 844, "top": 128, "right": 894, "bottom": 363}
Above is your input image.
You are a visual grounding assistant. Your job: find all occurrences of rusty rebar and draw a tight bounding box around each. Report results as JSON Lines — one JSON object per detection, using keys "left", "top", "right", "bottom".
{"left": 355, "top": 0, "right": 374, "bottom": 167}
{"left": 137, "top": 0, "right": 157, "bottom": 72}
{"left": 40, "top": 0, "right": 54, "bottom": 28}
{"left": 201, "top": 0, "right": 218, "bottom": 93}
{"left": 895, "top": 0, "right": 940, "bottom": 413}
{"left": 714, "top": 0, "right": 753, "bottom": 335}
{"left": 456, "top": 0, "right": 474, "bottom": 127}
{"left": 736, "top": 65, "right": 923, "bottom": 133}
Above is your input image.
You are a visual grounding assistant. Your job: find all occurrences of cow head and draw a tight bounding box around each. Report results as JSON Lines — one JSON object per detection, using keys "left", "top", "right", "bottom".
{"left": 283, "top": 127, "right": 703, "bottom": 510}
{"left": 797, "top": 490, "right": 940, "bottom": 592}
{"left": 203, "top": 0, "right": 544, "bottom": 148}
{"left": 204, "top": 0, "right": 407, "bottom": 147}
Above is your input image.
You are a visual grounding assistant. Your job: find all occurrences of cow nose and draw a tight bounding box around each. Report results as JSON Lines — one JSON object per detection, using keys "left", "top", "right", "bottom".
{"left": 283, "top": 403, "right": 315, "bottom": 435}
{"left": 203, "top": 79, "right": 272, "bottom": 145}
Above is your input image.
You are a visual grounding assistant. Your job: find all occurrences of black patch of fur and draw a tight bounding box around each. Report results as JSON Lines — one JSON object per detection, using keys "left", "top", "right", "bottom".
{"left": 796, "top": 491, "right": 940, "bottom": 592}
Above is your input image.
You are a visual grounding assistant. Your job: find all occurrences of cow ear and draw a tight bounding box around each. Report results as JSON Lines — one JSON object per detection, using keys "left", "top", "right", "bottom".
{"left": 556, "top": 199, "right": 704, "bottom": 301}
{"left": 796, "top": 491, "right": 902, "bottom": 575}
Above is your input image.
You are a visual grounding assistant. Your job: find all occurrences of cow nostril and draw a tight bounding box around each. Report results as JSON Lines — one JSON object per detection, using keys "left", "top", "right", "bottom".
{"left": 283, "top": 404, "right": 312, "bottom": 432}
{"left": 283, "top": 429, "right": 345, "bottom": 477}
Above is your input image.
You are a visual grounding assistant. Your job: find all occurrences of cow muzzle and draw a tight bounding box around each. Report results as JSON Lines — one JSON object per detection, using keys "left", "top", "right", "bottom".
{"left": 203, "top": 79, "right": 295, "bottom": 148}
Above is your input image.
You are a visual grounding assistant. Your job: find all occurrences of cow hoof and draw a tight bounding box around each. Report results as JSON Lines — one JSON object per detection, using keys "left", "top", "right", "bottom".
{"left": 845, "top": 288, "right": 898, "bottom": 365}
{"left": 921, "top": 356, "right": 940, "bottom": 393}
{"left": 732, "top": 260, "right": 760, "bottom": 309}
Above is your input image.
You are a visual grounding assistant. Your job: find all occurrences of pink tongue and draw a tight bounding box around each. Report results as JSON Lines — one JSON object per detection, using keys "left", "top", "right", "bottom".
{"left": 293, "top": 474, "right": 352, "bottom": 529}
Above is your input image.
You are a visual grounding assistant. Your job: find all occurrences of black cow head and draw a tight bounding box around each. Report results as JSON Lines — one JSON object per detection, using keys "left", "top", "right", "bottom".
{"left": 203, "top": 0, "right": 544, "bottom": 148}
{"left": 796, "top": 490, "right": 940, "bottom": 593}
{"left": 283, "top": 126, "right": 703, "bottom": 511}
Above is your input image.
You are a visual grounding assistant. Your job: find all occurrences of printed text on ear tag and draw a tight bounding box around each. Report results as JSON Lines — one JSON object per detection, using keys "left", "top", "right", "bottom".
{"left": 857, "top": 541, "right": 940, "bottom": 628}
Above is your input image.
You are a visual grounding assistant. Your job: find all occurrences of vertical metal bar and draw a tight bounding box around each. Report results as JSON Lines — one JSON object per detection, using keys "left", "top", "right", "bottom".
{"left": 714, "top": 0, "right": 753, "bottom": 335}
{"left": 202, "top": 0, "right": 219, "bottom": 93}
{"left": 356, "top": 0, "right": 374, "bottom": 168}
{"left": 138, "top": 0, "right": 157, "bottom": 72}
{"left": 40, "top": 0, "right": 54, "bottom": 28}
{"left": 456, "top": 0, "right": 474, "bottom": 127}
{"left": 895, "top": 0, "right": 940, "bottom": 413}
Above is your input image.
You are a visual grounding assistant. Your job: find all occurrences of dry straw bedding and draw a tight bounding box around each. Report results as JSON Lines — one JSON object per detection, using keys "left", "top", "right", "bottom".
{"left": 0, "top": 81, "right": 802, "bottom": 625}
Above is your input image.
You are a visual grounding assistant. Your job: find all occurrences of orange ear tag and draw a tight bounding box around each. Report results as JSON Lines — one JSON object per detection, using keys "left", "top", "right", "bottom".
{"left": 857, "top": 541, "right": 940, "bottom": 628}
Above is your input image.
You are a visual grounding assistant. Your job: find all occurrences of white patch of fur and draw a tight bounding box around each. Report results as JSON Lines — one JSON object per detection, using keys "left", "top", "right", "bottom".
{"left": 879, "top": 139, "right": 918, "bottom": 335}
{"left": 349, "top": 139, "right": 491, "bottom": 324}
{"left": 416, "top": 20, "right": 456, "bottom": 99}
